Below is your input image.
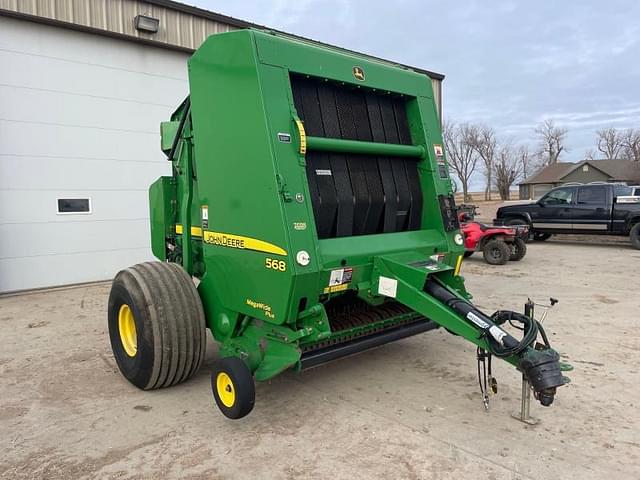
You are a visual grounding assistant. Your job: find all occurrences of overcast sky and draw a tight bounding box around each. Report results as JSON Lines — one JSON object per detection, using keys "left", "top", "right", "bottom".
{"left": 195, "top": 1, "right": 640, "bottom": 165}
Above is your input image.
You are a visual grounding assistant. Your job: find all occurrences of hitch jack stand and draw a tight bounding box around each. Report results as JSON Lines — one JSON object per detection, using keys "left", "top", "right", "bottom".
{"left": 511, "top": 298, "right": 541, "bottom": 425}
{"left": 512, "top": 373, "right": 539, "bottom": 425}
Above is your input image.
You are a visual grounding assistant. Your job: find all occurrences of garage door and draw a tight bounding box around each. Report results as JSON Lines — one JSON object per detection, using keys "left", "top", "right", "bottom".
{"left": 0, "top": 17, "right": 189, "bottom": 292}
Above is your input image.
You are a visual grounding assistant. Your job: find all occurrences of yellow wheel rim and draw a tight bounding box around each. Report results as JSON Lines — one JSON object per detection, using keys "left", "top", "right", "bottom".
{"left": 216, "top": 372, "right": 236, "bottom": 408}
{"left": 118, "top": 304, "right": 137, "bottom": 357}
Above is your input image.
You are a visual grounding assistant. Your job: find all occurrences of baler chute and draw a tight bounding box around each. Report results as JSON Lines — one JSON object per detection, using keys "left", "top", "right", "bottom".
{"left": 107, "top": 29, "right": 567, "bottom": 419}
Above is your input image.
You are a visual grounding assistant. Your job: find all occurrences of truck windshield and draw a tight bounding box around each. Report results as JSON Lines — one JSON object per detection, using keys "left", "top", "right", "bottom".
{"left": 541, "top": 187, "right": 574, "bottom": 205}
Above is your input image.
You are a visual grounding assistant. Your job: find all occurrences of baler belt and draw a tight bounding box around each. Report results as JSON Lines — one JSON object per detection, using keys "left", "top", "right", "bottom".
{"left": 291, "top": 75, "right": 423, "bottom": 238}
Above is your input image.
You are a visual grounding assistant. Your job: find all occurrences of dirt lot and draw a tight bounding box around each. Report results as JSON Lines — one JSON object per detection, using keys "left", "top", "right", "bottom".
{"left": 1, "top": 238, "right": 639, "bottom": 479}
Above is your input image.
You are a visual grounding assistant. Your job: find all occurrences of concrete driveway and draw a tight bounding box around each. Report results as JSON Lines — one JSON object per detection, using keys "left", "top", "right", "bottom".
{"left": 1, "top": 239, "right": 638, "bottom": 479}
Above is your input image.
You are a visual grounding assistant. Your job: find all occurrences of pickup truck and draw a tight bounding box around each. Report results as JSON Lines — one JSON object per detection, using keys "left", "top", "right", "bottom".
{"left": 495, "top": 183, "right": 640, "bottom": 249}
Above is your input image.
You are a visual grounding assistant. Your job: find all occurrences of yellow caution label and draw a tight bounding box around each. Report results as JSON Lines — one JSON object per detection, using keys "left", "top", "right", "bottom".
{"left": 454, "top": 254, "right": 463, "bottom": 276}
{"left": 323, "top": 283, "right": 349, "bottom": 294}
{"left": 175, "top": 225, "right": 203, "bottom": 237}
{"left": 295, "top": 119, "right": 307, "bottom": 155}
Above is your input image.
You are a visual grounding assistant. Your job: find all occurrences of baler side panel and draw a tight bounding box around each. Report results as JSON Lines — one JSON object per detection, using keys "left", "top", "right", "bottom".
{"left": 407, "top": 96, "right": 463, "bottom": 257}
{"left": 188, "top": 31, "right": 296, "bottom": 327}
{"left": 255, "top": 63, "right": 326, "bottom": 324}
{"left": 149, "top": 176, "right": 175, "bottom": 262}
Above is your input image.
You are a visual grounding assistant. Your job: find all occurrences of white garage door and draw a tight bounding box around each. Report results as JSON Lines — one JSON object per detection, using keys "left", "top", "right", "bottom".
{"left": 0, "top": 17, "right": 189, "bottom": 292}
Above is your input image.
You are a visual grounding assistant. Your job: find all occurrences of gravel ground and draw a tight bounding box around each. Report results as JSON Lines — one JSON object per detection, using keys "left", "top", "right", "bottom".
{"left": 1, "top": 238, "right": 639, "bottom": 479}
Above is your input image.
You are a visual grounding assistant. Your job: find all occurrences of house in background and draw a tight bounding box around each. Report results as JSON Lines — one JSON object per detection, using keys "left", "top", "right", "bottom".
{"left": 518, "top": 159, "right": 640, "bottom": 199}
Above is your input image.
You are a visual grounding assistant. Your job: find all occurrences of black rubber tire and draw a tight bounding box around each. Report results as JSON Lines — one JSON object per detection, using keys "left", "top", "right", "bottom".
{"left": 463, "top": 251, "right": 474, "bottom": 258}
{"left": 108, "top": 262, "right": 207, "bottom": 390}
{"left": 509, "top": 238, "right": 527, "bottom": 261}
{"left": 211, "top": 357, "right": 255, "bottom": 419}
{"left": 483, "top": 239, "right": 510, "bottom": 265}
{"left": 506, "top": 218, "right": 532, "bottom": 243}
{"left": 630, "top": 223, "right": 640, "bottom": 250}
{"left": 506, "top": 218, "right": 528, "bottom": 227}
{"left": 533, "top": 232, "right": 552, "bottom": 242}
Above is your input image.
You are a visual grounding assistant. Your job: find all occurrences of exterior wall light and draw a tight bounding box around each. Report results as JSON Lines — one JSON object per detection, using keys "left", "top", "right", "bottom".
{"left": 134, "top": 14, "right": 160, "bottom": 33}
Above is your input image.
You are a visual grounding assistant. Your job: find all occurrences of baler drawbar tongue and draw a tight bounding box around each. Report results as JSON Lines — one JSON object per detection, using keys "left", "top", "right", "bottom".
{"left": 372, "top": 254, "right": 566, "bottom": 406}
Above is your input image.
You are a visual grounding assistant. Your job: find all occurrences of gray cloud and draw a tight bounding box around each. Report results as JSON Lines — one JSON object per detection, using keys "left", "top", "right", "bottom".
{"left": 197, "top": 1, "right": 640, "bottom": 162}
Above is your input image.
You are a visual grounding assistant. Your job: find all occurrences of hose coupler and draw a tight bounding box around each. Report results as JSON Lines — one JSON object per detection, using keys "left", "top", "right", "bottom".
{"left": 518, "top": 349, "right": 565, "bottom": 406}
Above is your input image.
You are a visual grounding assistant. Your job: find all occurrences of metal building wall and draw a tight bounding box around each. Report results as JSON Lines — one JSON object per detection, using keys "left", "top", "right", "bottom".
{"left": 0, "top": 1, "right": 444, "bottom": 292}
{"left": 0, "top": 0, "right": 235, "bottom": 49}
{"left": 0, "top": 0, "right": 443, "bottom": 119}
{"left": 0, "top": 15, "right": 189, "bottom": 292}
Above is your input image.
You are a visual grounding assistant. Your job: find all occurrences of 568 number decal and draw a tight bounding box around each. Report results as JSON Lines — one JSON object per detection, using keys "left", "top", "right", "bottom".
{"left": 265, "top": 258, "right": 287, "bottom": 272}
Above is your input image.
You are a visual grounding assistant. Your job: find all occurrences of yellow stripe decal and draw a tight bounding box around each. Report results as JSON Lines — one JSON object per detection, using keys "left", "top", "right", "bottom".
{"left": 454, "top": 254, "right": 463, "bottom": 276}
{"left": 203, "top": 231, "right": 287, "bottom": 256}
{"left": 176, "top": 224, "right": 286, "bottom": 256}
{"left": 295, "top": 119, "right": 307, "bottom": 155}
{"left": 175, "top": 225, "right": 203, "bottom": 237}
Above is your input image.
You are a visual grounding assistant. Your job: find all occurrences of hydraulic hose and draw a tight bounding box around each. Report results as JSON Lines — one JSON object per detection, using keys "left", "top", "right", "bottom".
{"left": 489, "top": 310, "right": 541, "bottom": 358}
{"left": 424, "top": 279, "right": 528, "bottom": 357}
{"left": 424, "top": 278, "right": 565, "bottom": 405}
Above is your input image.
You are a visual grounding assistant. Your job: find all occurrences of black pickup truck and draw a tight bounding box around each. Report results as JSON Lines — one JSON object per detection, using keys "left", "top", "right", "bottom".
{"left": 495, "top": 183, "right": 640, "bottom": 249}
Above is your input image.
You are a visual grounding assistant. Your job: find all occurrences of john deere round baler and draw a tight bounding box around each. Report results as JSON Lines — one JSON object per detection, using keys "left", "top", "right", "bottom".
{"left": 107, "top": 29, "right": 566, "bottom": 419}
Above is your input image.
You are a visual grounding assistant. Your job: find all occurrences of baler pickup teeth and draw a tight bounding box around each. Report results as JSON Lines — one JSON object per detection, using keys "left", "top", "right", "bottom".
{"left": 299, "top": 293, "right": 436, "bottom": 367}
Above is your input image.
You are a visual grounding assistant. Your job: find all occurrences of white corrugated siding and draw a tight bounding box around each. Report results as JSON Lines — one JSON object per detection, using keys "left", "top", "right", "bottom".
{"left": 0, "top": 0, "right": 442, "bottom": 119}
{"left": 0, "top": 15, "right": 188, "bottom": 292}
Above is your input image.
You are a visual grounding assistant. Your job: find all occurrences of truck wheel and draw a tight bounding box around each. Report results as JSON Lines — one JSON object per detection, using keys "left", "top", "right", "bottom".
{"left": 506, "top": 218, "right": 532, "bottom": 242}
{"left": 108, "top": 262, "right": 207, "bottom": 390}
{"left": 211, "top": 357, "right": 255, "bottom": 419}
{"left": 630, "top": 223, "right": 640, "bottom": 250}
{"left": 506, "top": 218, "right": 528, "bottom": 226}
{"left": 533, "top": 232, "right": 551, "bottom": 242}
{"left": 509, "top": 238, "right": 527, "bottom": 261}
{"left": 483, "top": 239, "right": 510, "bottom": 265}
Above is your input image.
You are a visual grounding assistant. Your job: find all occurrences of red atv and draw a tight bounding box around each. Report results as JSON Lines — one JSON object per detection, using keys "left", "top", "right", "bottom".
{"left": 458, "top": 207, "right": 527, "bottom": 265}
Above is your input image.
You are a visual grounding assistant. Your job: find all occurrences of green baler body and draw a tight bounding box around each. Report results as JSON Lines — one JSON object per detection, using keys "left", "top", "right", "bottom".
{"left": 150, "top": 30, "right": 506, "bottom": 381}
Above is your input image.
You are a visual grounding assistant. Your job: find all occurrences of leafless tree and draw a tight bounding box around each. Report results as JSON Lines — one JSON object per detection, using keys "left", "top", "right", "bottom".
{"left": 535, "top": 119, "right": 568, "bottom": 165}
{"left": 516, "top": 144, "right": 536, "bottom": 179}
{"left": 468, "top": 125, "right": 497, "bottom": 200}
{"left": 596, "top": 127, "right": 624, "bottom": 159}
{"left": 443, "top": 120, "right": 479, "bottom": 202}
{"left": 584, "top": 148, "right": 596, "bottom": 161}
{"left": 621, "top": 128, "right": 640, "bottom": 162}
{"left": 494, "top": 144, "right": 522, "bottom": 200}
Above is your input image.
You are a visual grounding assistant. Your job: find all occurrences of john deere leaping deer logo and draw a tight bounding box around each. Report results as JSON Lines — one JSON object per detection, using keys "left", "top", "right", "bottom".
{"left": 353, "top": 66, "right": 365, "bottom": 81}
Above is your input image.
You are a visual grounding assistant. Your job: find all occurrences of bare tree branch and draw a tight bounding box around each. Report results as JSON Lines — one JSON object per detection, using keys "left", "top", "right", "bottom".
{"left": 494, "top": 144, "right": 523, "bottom": 200}
{"left": 468, "top": 125, "right": 496, "bottom": 200}
{"left": 596, "top": 127, "right": 624, "bottom": 159}
{"left": 584, "top": 148, "right": 596, "bottom": 161}
{"left": 535, "top": 119, "right": 568, "bottom": 165}
{"left": 621, "top": 128, "right": 640, "bottom": 161}
{"left": 443, "top": 120, "right": 479, "bottom": 202}
{"left": 516, "top": 144, "right": 537, "bottom": 180}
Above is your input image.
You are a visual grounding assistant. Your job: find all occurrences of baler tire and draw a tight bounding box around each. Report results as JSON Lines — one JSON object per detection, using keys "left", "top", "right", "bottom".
{"left": 509, "top": 238, "right": 527, "bottom": 261}
{"left": 107, "top": 262, "right": 207, "bottom": 390}
{"left": 211, "top": 357, "right": 255, "bottom": 419}
{"left": 483, "top": 239, "right": 510, "bottom": 265}
{"left": 630, "top": 223, "right": 640, "bottom": 250}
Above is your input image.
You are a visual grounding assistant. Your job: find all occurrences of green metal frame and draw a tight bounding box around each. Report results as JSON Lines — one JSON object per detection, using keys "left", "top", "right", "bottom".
{"left": 149, "top": 29, "right": 561, "bottom": 383}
